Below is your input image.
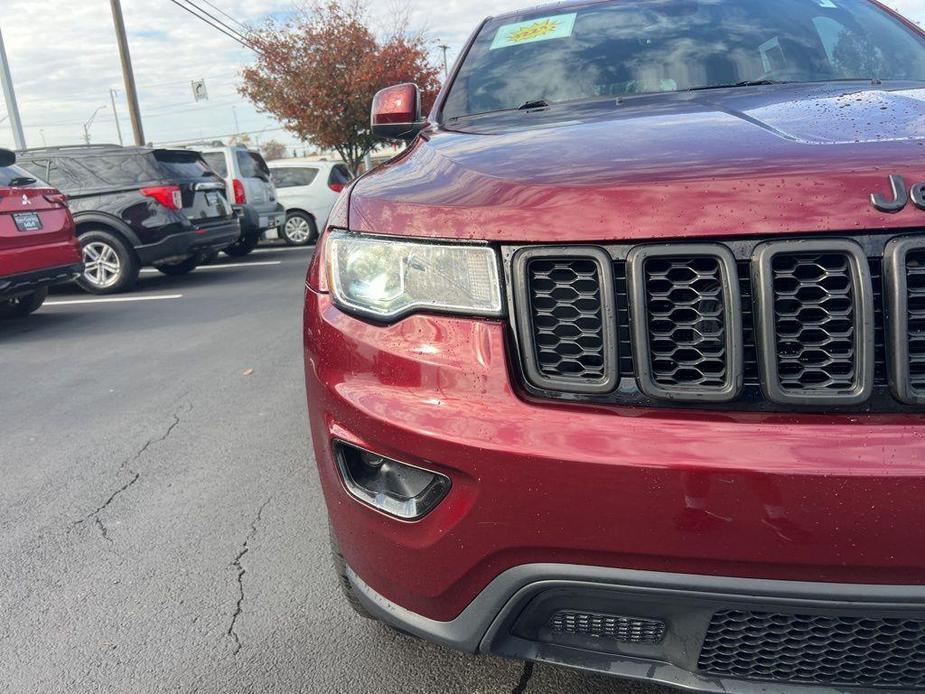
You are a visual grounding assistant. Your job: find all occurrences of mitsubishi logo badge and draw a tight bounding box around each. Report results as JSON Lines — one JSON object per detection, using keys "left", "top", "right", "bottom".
{"left": 21, "top": 194, "right": 31, "bottom": 206}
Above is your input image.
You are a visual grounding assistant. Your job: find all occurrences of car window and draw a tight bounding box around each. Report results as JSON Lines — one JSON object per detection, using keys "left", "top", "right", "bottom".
{"left": 201, "top": 151, "right": 228, "bottom": 177}
{"left": 272, "top": 167, "right": 319, "bottom": 188}
{"left": 328, "top": 165, "right": 352, "bottom": 187}
{"left": 14, "top": 160, "right": 51, "bottom": 185}
{"left": 236, "top": 150, "right": 270, "bottom": 180}
{"left": 66, "top": 154, "right": 161, "bottom": 191}
{"left": 0, "top": 163, "right": 42, "bottom": 187}
{"left": 16, "top": 154, "right": 154, "bottom": 193}
{"left": 153, "top": 150, "right": 215, "bottom": 180}
{"left": 443, "top": 0, "right": 925, "bottom": 119}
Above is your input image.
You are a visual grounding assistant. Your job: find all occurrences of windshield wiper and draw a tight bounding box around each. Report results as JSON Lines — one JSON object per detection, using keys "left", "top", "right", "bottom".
{"left": 8, "top": 176, "right": 36, "bottom": 187}
{"left": 688, "top": 79, "right": 789, "bottom": 92}
{"left": 518, "top": 99, "right": 550, "bottom": 110}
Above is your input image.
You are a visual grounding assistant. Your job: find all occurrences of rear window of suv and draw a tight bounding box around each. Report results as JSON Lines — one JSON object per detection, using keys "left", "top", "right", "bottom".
{"left": 236, "top": 150, "right": 271, "bottom": 180}
{"left": 201, "top": 152, "right": 228, "bottom": 177}
{"left": 152, "top": 150, "right": 215, "bottom": 180}
{"left": 443, "top": 0, "right": 925, "bottom": 119}
{"left": 0, "top": 164, "right": 42, "bottom": 187}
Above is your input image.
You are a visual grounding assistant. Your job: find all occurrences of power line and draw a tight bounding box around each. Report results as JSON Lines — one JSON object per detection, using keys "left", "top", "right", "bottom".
{"left": 184, "top": 0, "right": 253, "bottom": 45}
{"left": 167, "top": 0, "right": 260, "bottom": 56}
{"left": 197, "top": 0, "right": 250, "bottom": 32}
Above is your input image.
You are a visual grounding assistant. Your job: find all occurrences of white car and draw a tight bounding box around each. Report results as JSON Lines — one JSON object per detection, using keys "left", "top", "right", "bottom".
{"left": 267, "top": 160, "right": 353, "bottom": 246}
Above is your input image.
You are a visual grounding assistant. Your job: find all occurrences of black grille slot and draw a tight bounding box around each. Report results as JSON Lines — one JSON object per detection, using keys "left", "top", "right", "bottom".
{"left": 644, "top": 256, "right": 728, "bottom": 388}
{"left": 627, "top": 245, "right": 741, "bottom": 402}
{"left": 772, "top": 251, "right": 857, "bottom": 392}
{"left": 514, "top": 248, "right": 618, "bottom": 394}
{"left": 699, "top": 609, "right": 925, "bottom": 689}
{"left": 753, "top": 240, "right": 873, "bottom": 406}
{"left": 908, "top": 249, "right": 925, "bottom": 391}
{"left": 549, "top": 610, "right": 665, "bottom": 644}
{"left": 528, "top": 258, "right": 605, "bottom": 380}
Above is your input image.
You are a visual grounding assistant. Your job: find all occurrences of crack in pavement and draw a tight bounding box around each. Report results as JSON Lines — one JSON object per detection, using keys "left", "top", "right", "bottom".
{"left": 71, "top": 403, "right": 191, "bottom": 540}
{"left": 227, "top": 497, "right": 272, "bottom": 655}
{"left": 512, "top": 662, "right": 535, "bottom": 694}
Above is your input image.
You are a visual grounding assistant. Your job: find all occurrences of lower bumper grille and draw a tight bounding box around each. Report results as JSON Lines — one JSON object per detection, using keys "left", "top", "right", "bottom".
{"left": 698, "top": 609, "right": 925, "bottom": 689}
{"left": 549, "top": 610, "right": 666, "bottom": 645}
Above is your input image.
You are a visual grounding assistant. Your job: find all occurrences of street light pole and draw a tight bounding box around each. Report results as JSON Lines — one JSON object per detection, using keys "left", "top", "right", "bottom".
{"left": 109, "top": 0, "right": 145, "bottom": 145}
{"left": 83, "top": 106, "right": 107, "bottom": 145}
{"left": 438, "top": 43, "right": 450, "bottom": 79}
{"left": 0, "top": 27, "right": 26, "bottom": 149}
{"left": 110, "top": 89, "right": 124, "bottom": 146}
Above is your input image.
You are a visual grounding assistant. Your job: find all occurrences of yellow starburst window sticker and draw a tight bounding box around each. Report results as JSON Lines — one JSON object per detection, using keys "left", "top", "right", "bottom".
{"left": 490, "top": 13, "right": 577, "bottom": 50}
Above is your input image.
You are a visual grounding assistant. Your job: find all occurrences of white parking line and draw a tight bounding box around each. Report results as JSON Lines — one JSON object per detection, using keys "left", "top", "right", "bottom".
{"left": 140, "top": 261, "right": 282, "bottom": 274}
{"left": 253, "top": 246, "right": 314, "bottom": 254}
{"left": 46, "top": 294, "right": 184, "bottom": 306}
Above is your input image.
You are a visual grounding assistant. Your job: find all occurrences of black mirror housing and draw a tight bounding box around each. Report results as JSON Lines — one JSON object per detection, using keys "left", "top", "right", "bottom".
{"left": 0, "top": 149, "right": 16, "bottom": 167}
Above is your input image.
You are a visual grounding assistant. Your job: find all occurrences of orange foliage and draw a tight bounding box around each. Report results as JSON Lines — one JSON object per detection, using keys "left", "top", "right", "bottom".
{"left": 240, "top": 2, "right": 441, "bottom": 173}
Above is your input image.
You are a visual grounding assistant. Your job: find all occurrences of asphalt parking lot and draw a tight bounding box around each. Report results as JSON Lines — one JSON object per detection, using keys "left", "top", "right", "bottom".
{"left": 0, "top": 245, "right": 672, "bottom": 693}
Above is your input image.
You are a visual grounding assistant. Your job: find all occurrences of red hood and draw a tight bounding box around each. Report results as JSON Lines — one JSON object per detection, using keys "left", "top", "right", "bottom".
{"left": 350, "top": 82, "right": 925, "bottom": 242}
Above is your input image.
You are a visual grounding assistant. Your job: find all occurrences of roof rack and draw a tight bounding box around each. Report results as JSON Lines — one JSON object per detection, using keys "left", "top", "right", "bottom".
{"left": 18, "top": 143, "right": 126, "bottom": 153}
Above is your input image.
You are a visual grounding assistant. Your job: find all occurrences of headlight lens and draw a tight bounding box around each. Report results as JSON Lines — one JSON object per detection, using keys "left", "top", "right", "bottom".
{"left": 327, "top": 231, "right": 502, "bottom": 321}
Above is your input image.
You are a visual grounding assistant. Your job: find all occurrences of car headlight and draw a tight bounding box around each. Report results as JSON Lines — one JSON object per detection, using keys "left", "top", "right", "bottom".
{"left": 327, "top": 230, "right": 502, "bottom": 321}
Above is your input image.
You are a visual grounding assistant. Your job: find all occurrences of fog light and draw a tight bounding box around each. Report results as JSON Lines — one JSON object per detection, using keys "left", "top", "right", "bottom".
{"left": 333, "top": 441, "right": 451, "bottom": 519}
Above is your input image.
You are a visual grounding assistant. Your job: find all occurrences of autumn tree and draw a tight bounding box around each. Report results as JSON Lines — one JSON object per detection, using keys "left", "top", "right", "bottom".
{"left": 240, "top": 2, "right": 441, "bottom": 174}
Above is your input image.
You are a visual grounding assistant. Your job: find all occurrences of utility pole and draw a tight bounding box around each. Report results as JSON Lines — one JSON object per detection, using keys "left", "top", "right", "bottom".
{"left": 438, "top": 43, "right": 450, "bottom": 79}
{"left": 110, "top": 89, "right": 124, "bottom": 146}
{"left": 109, "top": 0, "right": 145, "bottom": 145}
{"left": 232, "top": 106, "right": 240, "bottom": 135}
{"left": 0, "top": 28, "right": 26, "bottom": 150}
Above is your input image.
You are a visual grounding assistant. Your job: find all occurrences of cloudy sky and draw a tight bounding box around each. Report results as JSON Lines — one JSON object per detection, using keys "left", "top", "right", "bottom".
{"left": 1, "top": 0, "right": 924, "bottom": 151}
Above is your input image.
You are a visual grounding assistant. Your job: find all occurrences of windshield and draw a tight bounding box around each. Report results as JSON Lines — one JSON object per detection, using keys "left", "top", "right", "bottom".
{"left": 443, "top": 0, "right": 925, "bottom": 119}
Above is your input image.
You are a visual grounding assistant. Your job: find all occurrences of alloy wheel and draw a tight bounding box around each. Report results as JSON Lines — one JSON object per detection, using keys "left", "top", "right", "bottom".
{"left": 82, "top": 241, "right": 122, "bottom": 289}
{"left": 285, "top": 216, "right": 312, "bottom": 243}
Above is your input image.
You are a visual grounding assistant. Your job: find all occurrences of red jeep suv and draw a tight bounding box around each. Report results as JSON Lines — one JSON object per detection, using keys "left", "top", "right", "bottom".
{"left": 0, "top": 149, "right": 81, "bottom": 318}
{"left": 304, "top": 1, "right": 925, "bottom": 690}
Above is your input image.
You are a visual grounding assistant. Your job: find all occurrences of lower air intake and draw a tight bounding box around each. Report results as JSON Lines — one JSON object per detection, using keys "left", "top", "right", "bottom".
{"left": 698, "top": 609, "right": 925, "bottom": 689}
{"left": 549, "top": 610, "right": 666, "bottom": 644}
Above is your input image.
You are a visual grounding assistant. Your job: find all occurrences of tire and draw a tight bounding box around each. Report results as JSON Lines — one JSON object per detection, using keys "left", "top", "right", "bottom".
{"left": 282, "top": 212, "right": 317, "bottom": 246}
{"left": 223, "top": 233, "right": 260, "bottom": 258}
{"left": 77, "top": 229, "right": 140, "bottom": 294}
{"left": 156, "top": 256, "right": 199, "bottom": 276}
{"left": 0, "top": 287, "right": 48, "bottom": 318}
{"left": 329, "top": 526, "right": 374, "bottom": 620}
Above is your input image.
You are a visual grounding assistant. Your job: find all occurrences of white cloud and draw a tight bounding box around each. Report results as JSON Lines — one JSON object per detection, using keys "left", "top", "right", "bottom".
{"left": 0, "top": 0, "right": 923, "bottom": 150}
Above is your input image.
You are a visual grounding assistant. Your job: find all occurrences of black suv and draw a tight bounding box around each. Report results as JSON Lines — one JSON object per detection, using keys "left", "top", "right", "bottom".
{"left": 16, "top": 145, "right": 240, "bottom": 293}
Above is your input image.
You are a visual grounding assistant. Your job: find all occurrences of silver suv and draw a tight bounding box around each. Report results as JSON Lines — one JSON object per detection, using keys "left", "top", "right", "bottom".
{"left": 199, "top": 146, "right": 284, "bottom": 257}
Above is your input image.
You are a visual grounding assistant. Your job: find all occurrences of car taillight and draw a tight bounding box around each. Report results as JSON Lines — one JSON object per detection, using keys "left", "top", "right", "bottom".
{"left": 43, "top": 192, "right": 69, "bottom": 206}
{"left": 328, "top": 182, "right": 345, "bottom": 193}
{"left": 140, "top": 185, "right": 182, "bottom": 210}
{"left": 233, "top": 179, "right": 246, "bottom": 205}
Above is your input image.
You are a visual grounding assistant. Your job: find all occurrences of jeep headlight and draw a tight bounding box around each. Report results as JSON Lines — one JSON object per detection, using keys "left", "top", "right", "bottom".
{"left": 327, "top": 231, "right": 503, "bottom": 321}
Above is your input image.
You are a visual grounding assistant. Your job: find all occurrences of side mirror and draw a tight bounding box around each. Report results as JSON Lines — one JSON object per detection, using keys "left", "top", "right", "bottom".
{"left": 371, "top": 83, "right": 425, "bottom": 141}
{"left": 0, "top": 149, "right": 15, "bottom": 167}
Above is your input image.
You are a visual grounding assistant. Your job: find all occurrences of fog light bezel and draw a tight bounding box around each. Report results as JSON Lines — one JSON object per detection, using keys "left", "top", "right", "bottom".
{"left": 332, "top": 440, "right": 451, "bottom": 520}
